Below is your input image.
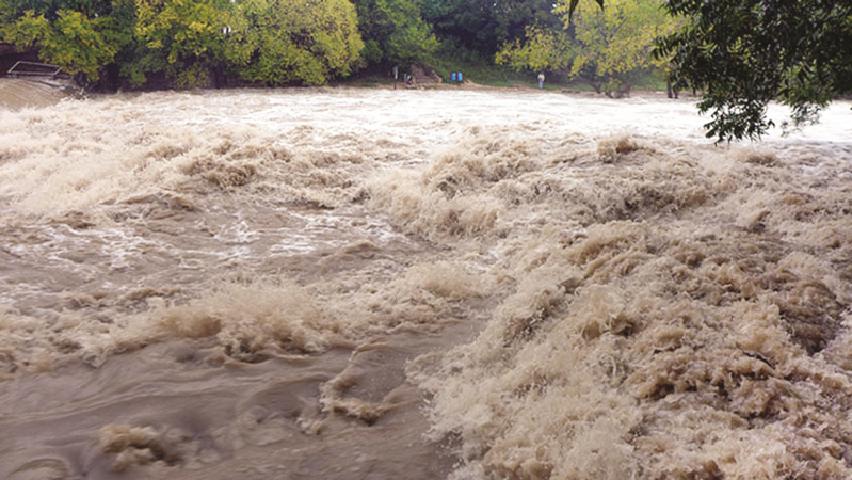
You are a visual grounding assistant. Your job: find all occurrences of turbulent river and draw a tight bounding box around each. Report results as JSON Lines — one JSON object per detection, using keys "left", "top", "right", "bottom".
{"left": 0, "top": 86, "right": 850, "bottom": 480}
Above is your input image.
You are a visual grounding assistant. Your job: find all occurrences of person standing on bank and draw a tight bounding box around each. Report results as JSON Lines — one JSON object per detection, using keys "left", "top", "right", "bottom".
{"left": 537, "top": 72, "right": 545, "bottom": 89}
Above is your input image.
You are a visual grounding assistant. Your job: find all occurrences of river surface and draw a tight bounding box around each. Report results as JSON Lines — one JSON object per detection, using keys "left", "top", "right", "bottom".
{"left": 1, "top": 85, "right": 850, "bottom": 479}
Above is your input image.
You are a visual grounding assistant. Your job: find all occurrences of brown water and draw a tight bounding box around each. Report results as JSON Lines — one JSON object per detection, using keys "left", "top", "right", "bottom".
{"left": 1, "top": 86, "right": 850, "bottom": 479}
{"left": 0, "top": 79, "right": 69, "bottom": 110}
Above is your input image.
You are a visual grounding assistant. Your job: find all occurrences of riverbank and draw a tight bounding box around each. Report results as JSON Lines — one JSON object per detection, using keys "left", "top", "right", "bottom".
{"left": 0, "top": 75, "right": 694, "bottom": 114}
{"left": 0, "top": 58, "right": 684, "bottom": 112}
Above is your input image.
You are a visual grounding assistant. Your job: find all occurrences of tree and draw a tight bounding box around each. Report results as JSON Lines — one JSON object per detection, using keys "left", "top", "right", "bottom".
{"left": 418, "top": 0, "right": 502, "bottom": 55}
{"left": 656, "top": 0, "right": 852, "bottom": 141}
{"left": 497, "top": 0, "right": 676, "bottom": 96}
{"left": 418, "top": 0, "right": 563, "bottom": 57}
{"left": 493, "top": 0, "right": 563, "bottom": 45}
{"left": 132, "top": 0, "right": 235, "bottom": 88}
{"left": 226, "top": 0, "right": 363, "bottom": 85}
{"left": 0, "top": 0, "right": 119, "bottom": 21}
{"left": 1, "top": 0, "right": 365, "bottom": 88}
{"left": 355, "top": 0, "right": 437, "bottom": 66}
{"left": 0, "top": 0, "right": 133, "bottom": 82}
{"left": 496, "top": 26, "right": 574, "bottom": 75}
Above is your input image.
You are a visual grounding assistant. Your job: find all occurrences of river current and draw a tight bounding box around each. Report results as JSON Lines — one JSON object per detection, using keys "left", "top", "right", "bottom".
{"left": 1, "top": 86, "right": 850, "bottom": 479}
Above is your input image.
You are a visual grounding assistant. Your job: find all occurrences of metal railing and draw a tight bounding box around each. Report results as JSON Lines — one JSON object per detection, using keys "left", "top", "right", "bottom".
{"left": 6, "top": 61, "right": 62, "bottom": 78}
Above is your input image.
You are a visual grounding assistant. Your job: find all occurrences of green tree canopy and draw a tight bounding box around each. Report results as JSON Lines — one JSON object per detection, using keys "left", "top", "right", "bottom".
{"left": 0, "top": 0, "right": 118, "bottom": 21}
{"left": 494, "top": 0, "right": 564, "bottom": 44}
{"left": 418, "top": 0, "right": 561, "bottom": 56}
{"left": 227, "top": 0, "right": 363, "bottom": 85}
{"left": 418, "top": 0, "right": 499, "bottom": 54}
{"left": 496, "top": 26, "right": 573, "bottom": 74}
{"left": 498, "top": 0, "right": 676, "bottom": 95}
{"left": 132, "top": 0, "right": 235, "bottom": 87}
{"left": 657, "top": 0, "right": 852, "bottom": 141}
{"left": 1, "top": 0, "right": 133, "bottom": 81}
{"left": 1, "top": 0, "right": 364, "bottom": 88}
{"left": 355, "top": 0, "right": 437, "bottom": 66}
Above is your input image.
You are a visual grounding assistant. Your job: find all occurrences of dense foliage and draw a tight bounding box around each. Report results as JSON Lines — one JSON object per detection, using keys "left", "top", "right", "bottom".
{"left": 227, "top": 0, "right": 363, "bottom": 86}
{"left": 1, "top": 0, "right": 848, "bottom": 138}
{"left": 1, "top": 0, "right": 133, "bottom": 81}
{"left": 419, "top": 0, "right": 562, "bottom": 55}
{"left": 657, "top": 0, "right": 852, "bottom": 141}
{"left": 497, "top": 0, "right": 676, "bottom": 96}
{"left": 355, "top": 0, "right": 436, "bottom": 66}
{"left": 1, "top": 0, "right": 364, "bottom": 87}
{"left": 132, "top": 0, "right": 233, "bottom": 87}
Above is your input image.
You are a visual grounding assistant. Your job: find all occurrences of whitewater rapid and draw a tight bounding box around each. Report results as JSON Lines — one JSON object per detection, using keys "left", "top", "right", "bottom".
{"left": 1, "top": 88, "right": 850, "bottom": 479}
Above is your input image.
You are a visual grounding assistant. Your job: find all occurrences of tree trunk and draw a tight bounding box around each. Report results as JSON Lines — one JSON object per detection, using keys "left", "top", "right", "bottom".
{"left": 212, "top": 66, "right": 225, "bottom": 89}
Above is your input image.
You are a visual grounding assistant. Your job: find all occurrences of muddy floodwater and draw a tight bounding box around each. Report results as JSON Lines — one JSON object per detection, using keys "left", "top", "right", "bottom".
{"left": 1, "top": 86, "right": 850, "bottom": 480}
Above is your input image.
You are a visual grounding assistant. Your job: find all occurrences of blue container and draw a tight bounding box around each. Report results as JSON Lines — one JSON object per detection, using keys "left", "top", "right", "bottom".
{"left": 458, "top": 71, "right": 464, "bottom": 82}
{"left": 450, "top": 72, "right": 457, "bottom": 82}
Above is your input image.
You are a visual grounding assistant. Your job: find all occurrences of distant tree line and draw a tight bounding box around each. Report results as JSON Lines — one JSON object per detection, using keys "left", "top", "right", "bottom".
{"left": 0, "top": 0, "right": 639, "bottom": 90}
{"left": 499, "top": 0, "right": 850, "bottom": 140}
{"left": 1, "top": 0, "right": 849, "bottom": 140}
{"left": 496, "top": 0, "right": 679, "bottom": 98}
{"left": 0, "top": 0, "right": 366, "bottom": 88}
